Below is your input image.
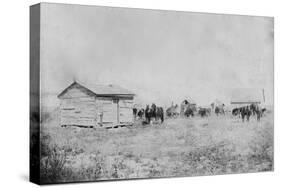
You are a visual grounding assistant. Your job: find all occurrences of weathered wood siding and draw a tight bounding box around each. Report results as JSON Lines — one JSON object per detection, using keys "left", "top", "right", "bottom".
{"left": 58, "top": 84, "right": 134, "bottom": 127}
{"left": 59, "top": 85, "right": 97, "bottom": 127}
{"left": 60, "top": 97, "right": 97, "bottom": 126}
{"left": 119, "top": 99, "right": 133, "bottom": 123}
{"left": 95, "top": 97, "right": 134, "bottom": 126}
{"left": 96, "top": 97, "right": 117, "bottom": 125}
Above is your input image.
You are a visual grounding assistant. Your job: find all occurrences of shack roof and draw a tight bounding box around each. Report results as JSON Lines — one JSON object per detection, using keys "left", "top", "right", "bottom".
{"left": 58, "top": 81, "right": 135, "bottom": 98}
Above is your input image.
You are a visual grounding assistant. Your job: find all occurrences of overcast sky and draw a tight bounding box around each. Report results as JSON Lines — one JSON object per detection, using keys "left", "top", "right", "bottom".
{"left": 40, "top": 3, "right": 274, "bottom": 106}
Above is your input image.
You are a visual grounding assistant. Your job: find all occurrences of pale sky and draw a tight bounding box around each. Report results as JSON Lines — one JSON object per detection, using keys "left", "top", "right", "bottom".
{"left": 40, "top": 3, "right": 274, "bottom": 107}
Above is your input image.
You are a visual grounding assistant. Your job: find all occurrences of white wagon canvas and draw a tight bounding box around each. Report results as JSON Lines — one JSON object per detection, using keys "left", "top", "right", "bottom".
{"left": 30, "top": 3, "right": 274, "bottom": 185}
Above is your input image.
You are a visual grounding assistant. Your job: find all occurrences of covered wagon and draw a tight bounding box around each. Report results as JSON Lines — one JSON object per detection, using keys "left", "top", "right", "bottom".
{"left": 230, "top": 88, "right": 265, "bottom": 108}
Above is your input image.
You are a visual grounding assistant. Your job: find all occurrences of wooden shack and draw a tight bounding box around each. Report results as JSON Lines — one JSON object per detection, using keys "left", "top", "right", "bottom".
{"left": 57, "top": 81, "right": 135, "bottom": 128}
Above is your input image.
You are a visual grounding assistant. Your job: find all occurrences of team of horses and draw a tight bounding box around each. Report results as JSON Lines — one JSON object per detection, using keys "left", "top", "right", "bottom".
{"left": 232, "top": 103, "right": 266, "bottom": 122}
{"left": 133, "top": 103, "right": 164, "bottom": 124}
{"left": 133, "top": 100, "right": 229, "bottom": 125}
{"left": 133, "top": 101, "right": 267, "bottom": 125}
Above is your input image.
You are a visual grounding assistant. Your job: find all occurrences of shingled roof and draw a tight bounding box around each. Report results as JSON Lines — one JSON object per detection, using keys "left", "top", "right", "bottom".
{"left": 58, "top": 81, "right": 135, "bottom": 98}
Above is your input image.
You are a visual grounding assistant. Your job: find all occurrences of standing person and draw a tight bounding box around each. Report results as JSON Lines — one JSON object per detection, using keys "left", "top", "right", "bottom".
{"left": 241, "top": 107, "right": 246, "bottom": 122}
{"left": 256, "top": 106, "right": 261, "bottom": 122}
{"left": 133, "top": 108, "right": 138, "bottom": 120}
{"left": 145, "top": 105, "right": 150, "bottom": 124}
{"left": 211, "top": 103, "right": 215, "bottom": 111}
{"left": 215, "top": 106, "right": 220, "bottom": 116}
{"left": 98, "top": 111, "right": 103, "bottom": 126}
{"left": 246, "top": 106, "right": 251, "bottom": 122}
{"left": 222, "top": 104, "right": 225, "bottom": 115}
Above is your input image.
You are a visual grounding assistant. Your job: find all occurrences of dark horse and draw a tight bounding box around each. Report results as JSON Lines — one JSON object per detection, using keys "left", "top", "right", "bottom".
{"left": 232, "top": 108, "right": 240, "bottom": 116}
{"left": 145, "top": 103, "right": 164, "bottom": 124}
{"left": 198, "top": 107, "right": 211, "bottom": 117}
{"left": 133, "top": 108, "right": 145, "bottom": 120}
{"left": 250, "top": 104, "right": 266, "bottom": 121}
{"left": 241, "top": 106, "right": 252, "bottom": 122}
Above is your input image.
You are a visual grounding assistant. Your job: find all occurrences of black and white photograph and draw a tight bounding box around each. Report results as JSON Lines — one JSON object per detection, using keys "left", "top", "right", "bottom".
{"left": 29, "top": 2, "right": 274, "bottom": 185}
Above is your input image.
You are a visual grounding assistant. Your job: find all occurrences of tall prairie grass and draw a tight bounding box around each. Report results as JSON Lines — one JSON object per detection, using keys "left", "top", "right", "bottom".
{"left": 39, "top": 110, "right": 273, "bottom": 183}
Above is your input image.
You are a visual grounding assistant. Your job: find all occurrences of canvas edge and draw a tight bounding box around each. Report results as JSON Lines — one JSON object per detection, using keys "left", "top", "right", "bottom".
{"left": 30, "top": 3, "right": 41, "bottom": 185}
{"left": 28, "top": 2, "right": 275, "bottom": 185}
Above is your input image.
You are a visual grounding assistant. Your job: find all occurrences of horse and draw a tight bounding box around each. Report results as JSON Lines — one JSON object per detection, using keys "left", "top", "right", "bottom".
{"left": 133, "top": 108, "right": 138, "bottom": 119}
{"left": 156, "top": 107, "right": 164, "bottom": 123}
{"left": 251, "top": 104, "right": 266, "bottom": 121}
{"left": 241, "top": 106, "right": 251, "bottom": 122}
{"left": 137, "top": 108, "right": 145, "bottom": 119}
{"left": 250, "top": 103, "right": 257, "bottom": 115}
{"left": 144, "top": 105, "right": 151, "bottom": 123}
{"left": 184, "top": 105, "right": 194, "bottom": 117}
{"left": 232, "top": 108, "right": 240, "bottom": 116}
{"left": 133, "top": 107, "right": 145, "bottom": 120}
{"left": 215, "top": 105, "right": 225, "bottom": 116}
{"left": 144, "top": 103, "right": 164, "bottom": 124}
{"left": 198, "top": 107, "right": 211, "bottom": 117}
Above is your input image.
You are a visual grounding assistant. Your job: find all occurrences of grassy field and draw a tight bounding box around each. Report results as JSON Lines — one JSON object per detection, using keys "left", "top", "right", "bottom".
{"left": 40, "top": 111, "right": 273, "bottom": 184}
